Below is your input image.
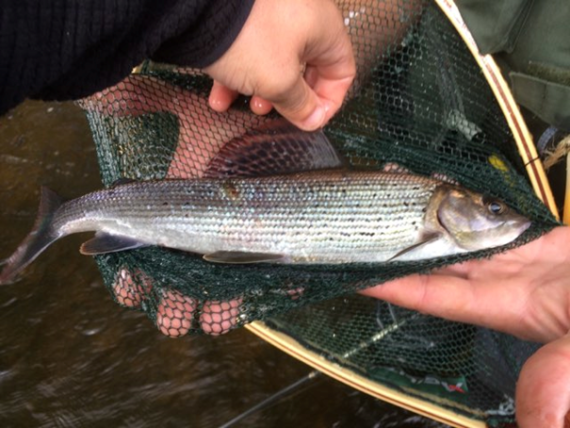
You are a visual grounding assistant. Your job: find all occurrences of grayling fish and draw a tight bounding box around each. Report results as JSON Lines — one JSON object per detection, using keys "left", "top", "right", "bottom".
{"left": 0, "top": 169, "right": 530, "bottom": 284}
{"left": 0, "top": 122, "right": 530, "bottom": 284}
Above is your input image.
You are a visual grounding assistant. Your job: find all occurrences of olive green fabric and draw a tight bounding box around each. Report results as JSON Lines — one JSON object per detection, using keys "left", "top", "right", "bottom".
{"left": 511, "top": 72, "right": 570, "bottom": 130}
{"left": 456, "top": 0, "right": 570, "bottom": 129}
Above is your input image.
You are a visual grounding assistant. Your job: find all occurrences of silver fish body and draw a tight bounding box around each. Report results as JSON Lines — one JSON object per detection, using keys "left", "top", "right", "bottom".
{"left": 60, "top": 170, "right": 438, "bottom": 263}
{"left": 0, "top": 170, "right": 530, "bottom": 283}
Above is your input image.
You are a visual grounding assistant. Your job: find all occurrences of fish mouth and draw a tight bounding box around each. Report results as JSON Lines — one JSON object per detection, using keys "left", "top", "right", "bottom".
{"left": 509, "top": 217, "right": 532, "bottom": 235}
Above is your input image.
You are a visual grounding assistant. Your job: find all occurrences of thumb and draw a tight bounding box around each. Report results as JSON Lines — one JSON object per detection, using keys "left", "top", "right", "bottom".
{"left": 270, "top": 73, "right": 328, "bottom": 131}
{"left": 516, "top": 333, "right": 570, "bottom": 428}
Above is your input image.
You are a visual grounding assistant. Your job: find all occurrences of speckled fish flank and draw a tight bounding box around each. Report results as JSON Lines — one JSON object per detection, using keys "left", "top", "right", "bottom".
{"left": 0, "top": 169, "right": 530, "bottom": 284}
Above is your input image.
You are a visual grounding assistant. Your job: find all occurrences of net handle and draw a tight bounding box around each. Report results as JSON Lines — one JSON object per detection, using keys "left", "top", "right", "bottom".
{"left": 435, "top": 0, "right": 559, "bottom": 221}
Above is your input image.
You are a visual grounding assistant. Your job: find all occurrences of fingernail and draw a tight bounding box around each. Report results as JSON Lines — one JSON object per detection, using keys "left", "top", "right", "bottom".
{"left": 209, "top": 95, "right": 226, "bottom": 112}
{"left": 301, "top": 105, "right": 326, "bottom": 130}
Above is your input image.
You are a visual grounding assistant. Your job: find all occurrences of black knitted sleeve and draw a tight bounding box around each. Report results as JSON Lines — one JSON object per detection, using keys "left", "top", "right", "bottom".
{"left": 0, "top": 0, "right": 255, "bottom": 115}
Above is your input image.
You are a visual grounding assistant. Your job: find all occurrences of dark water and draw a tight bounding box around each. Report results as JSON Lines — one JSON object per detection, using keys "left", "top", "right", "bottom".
{"left": 0, "top": 102, "right": 449, "bottom": 428}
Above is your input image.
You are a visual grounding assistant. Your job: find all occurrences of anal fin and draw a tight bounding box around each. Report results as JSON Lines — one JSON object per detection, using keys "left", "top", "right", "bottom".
{"left": 111, "top": 177, "right": 136, "bottom": 187}
{"left": 80, "top": 233, "right": 149, "bottom": 255}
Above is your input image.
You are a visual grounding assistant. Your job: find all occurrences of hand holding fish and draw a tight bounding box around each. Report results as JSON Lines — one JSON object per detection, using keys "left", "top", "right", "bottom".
{"left": 360, "top": 226, "right": 570, "bottom": 428}
{"left": 205, "top": 0, "right": 356, "bottom": 131}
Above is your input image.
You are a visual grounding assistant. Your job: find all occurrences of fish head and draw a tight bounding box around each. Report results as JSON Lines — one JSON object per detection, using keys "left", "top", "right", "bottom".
{"left": 432, "top": 185, "right": 531, "bottom": 251}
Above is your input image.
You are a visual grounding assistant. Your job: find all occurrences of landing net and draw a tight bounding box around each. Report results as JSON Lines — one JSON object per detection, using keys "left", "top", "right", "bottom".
{"left": 78, "top": 1, "right": 559, "bottom": 425}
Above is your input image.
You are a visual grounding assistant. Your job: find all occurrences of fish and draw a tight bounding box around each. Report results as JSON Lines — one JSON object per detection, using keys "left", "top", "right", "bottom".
{"left": 0, "top": 121, "right": 530, "bottom": 284}
{"left": 0, "top": 171, "right": 531, "bottom": 284}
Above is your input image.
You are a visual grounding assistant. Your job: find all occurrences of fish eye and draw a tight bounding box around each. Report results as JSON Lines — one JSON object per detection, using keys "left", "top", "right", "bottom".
{"left": 485, "top": 199, "right": 506, "bottom": 215}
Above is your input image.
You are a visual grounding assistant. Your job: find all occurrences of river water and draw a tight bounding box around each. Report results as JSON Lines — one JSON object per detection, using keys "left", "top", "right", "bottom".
{"left": 0, "top": 101, "right": 448, "bottom": 427}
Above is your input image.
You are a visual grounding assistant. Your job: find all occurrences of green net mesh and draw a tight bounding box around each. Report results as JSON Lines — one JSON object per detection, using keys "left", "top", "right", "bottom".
{"left": 77, "top": 1, "right": 559, "bottom": 425}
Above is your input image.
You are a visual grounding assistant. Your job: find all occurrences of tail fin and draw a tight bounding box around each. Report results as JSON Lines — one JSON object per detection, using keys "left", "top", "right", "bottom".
{"left": 0, "top": 187, "right": 63, "bottom": 284}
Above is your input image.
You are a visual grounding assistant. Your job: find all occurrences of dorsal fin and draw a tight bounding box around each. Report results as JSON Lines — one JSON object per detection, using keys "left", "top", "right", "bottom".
{"left": 204, "top": 119, "right": 343, "bottom": 178}
{"left": 203, "top": 251, "right": 284, "bottom": 264}
{"left": 111, "top": 177, "right": 136, "bottom": 187}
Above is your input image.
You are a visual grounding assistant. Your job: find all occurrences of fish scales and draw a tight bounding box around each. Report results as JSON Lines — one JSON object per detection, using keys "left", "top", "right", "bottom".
{"left": 0, "top": 167, "right": 532, "bottom": 283}
{"left": 54, "top": 170, "right": 438, "bottom": 263}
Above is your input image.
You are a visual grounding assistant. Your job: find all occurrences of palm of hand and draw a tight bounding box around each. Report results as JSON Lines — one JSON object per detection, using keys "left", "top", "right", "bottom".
{"left": 362, "top": 226, "right": 570, "bottom": 343}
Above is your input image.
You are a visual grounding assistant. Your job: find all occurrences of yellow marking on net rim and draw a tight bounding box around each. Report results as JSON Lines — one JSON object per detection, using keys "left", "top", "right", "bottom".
{"left": 436, "top": 0, "right": 559, "bottom": 221}
{"left": 488, "top": 155, "right": 509, "bottom": 173}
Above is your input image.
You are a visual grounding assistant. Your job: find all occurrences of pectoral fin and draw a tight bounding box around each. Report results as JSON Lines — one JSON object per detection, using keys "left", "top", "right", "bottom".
{"left": 387, "top": 232, "right": 442, "bottom": 262}
{"left": 80, "top": 233, "right": 149, "bottom": 255}
{"left": 203, "top": 251, "right": 284, "bottom": 264}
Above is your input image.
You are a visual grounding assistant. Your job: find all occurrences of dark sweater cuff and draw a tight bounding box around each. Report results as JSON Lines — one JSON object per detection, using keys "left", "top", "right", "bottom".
{"left": 152, "top": 0, "right": 255, "bottom": 68}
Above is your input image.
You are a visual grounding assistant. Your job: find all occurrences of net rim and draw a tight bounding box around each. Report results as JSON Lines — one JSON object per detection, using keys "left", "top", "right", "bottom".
{"left": 246, "top": 321, "right": 485, "bottom": 428}
{"left": 435, "top": 0, "right": 558, "bottom": 220}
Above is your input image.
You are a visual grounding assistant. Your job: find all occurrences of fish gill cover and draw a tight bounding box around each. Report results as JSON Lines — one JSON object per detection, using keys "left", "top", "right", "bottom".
{"left": 78, "top": 1, "right": 557, "bottom": 426}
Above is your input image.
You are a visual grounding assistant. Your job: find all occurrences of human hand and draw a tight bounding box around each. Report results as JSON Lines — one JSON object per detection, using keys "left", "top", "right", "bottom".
{"left": 360, "top": 226, "right": 570, "bottom": 427}
{"left": 360, "top": 226, "right": 570, "bottom": 343}
{"left": 205, "top": 0, "right": 356, "bottom": 131}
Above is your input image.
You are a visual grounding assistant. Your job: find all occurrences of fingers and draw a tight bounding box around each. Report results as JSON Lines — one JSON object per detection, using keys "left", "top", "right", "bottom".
{"left": 156, "top": 289, "right": 196, "bottom": 338}
{"left": 208, "top": 59, "right": 353, "bottom": 129}
{"left": 249, "top": 96, "right": 273, "bottom": 116}
{"left": 270, "top": 73, "right": 328, "bottom": 131}
{"left": 111, "top": 269, "right": 242, "bottom": 337}
{"left": 156, "top": 293, "right": 242, "bottom": 338}
{"left": 249, "top": 12, "right": 355, "bottom": 130}
{"left": 208, "top": 66, "right": 332, "bottom": 130}
{"left": 245, "top": 58, "right": 354, "bottom": 130}
{"left": 208, "top": 81, "right": 239, "bottom": 113}
{"left": 274, "top": 0, "right": 355, "bottom": 129}
{"left": 298, "top": 57, "right": 356, "bottom": 126}
{"left": 359, "top": 274, "right": 471, "bottom": 320}
{"left": 516, "top": 334, "right": 570, "bottom": 428}
{"left": 199, "top": 298, "right": 243, "bottom": 336}
{"left": 358, "top": 272, "right": 526, "bottom": 338}
{"left": 203, "top": 0, "right": 355, "bottom": 131}
{"left": 113, "top": 268, "right": 152, "bottom": 308}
